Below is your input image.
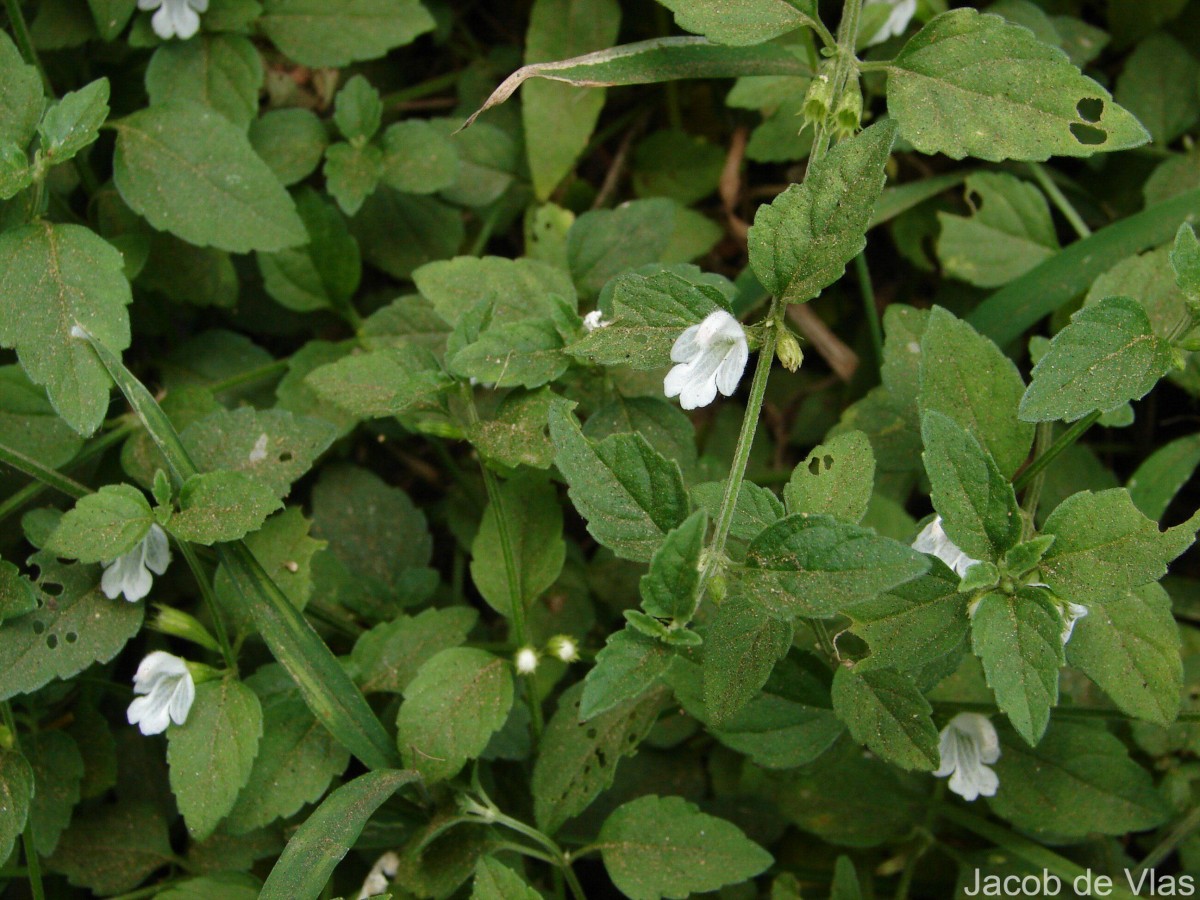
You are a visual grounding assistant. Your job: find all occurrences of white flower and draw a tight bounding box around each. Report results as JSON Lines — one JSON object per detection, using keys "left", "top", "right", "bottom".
{"left": 912, "top": 516, "right": 982, "bottom": 579}
{"left": 863, "top": 0, "right": 917, "bottom": 46}
{"left": 548, "top": 635, "right": 579, "bottom": 664}
{"left": 583, "top": 310, "right": 610, "bottom": 332}
{"left": 138, "top": 0, "right": 208, "bottom": 40}
{"left": 101, "top": 524, "right": 171, "bottom": 603}
{"left": 357, "top": 851, "right": 399, "bottom": 899}
{"left": 515, "top": 647, "right": 539, "bottom": 675}
{"left": 663, "top": 310, "right": 749, "bottom": 410}
{"left": 934, "top": 713, "right": 1000, "bottom": 802}
{"left": 127, "top": 651, "right": 195, "bottom": 735}
{"left": 1060, "top": 601, "right": 1089, "bottom": 645}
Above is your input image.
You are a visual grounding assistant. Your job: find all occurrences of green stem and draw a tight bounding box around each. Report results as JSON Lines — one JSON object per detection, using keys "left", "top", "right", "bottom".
{"left": 1028, "top": 163, "right": 1092, "bottom": 239}
{"left": 933, "top": 699, "right": 1200, "bottom": 723}
{"left": 0, "top": 440, "right": 90, "bottom": 500}
{"left": 1011, "top": 411, "right": 1101, "bottom": 492}
{"left": 894, "top": 782, "right": 943, "bottom": 900}
{"left": 176, "top": 540, "right": 238, "bottom": 671}
{"left": 3, "top": 0, "right": 52, "bottom": 93}
{"left": 1019, "top": 421, "right": 1052, "bottom": 539}
{"left": 2, "top": 703, "right": 44, "bottom": 900}
{"left": 807, "top": 618, "right": 838, "bottom": 661}
{"left": 1132, "top": 804, "right": 1200, "bottom": 876}
{"left": 854, "top": 252, "right": 883, "bottom": 372}
{"left": 490, "top": 841, "right": 561, "bottom": 867}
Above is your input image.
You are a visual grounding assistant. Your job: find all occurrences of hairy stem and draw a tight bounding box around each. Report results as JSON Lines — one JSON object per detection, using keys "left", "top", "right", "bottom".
{"left": 1012, "top": 411, "right": 1101, "bottom": 492}
{"left": 176, "top": 540, "right": 238, "bottom": 672}
{"left": 1028, "top": 163, "right": 1092, "bottom": 239}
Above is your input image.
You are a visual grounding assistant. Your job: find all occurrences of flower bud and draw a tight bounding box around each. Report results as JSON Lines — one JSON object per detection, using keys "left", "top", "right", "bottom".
{"left": 150, "top": 605, "right": 221, "bottom": 654}
{"left": 547, "top": 635, "right": 580, "bottom": 664}
{"left": 776, "top": 329, "right": 804, "bottom": 372}
{"left": 514, "top": 647, "right": 539, "bottom": 675}
{"left": 802, "top": 74, "right": 834, "bottom": 129}
{"left": 833, "top": 82, "right": 864, "bottom": 139}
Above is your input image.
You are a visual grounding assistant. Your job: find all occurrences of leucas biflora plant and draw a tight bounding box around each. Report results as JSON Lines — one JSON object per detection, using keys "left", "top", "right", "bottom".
{"left": 1, "top": 0, "right": 1200, "bottom": 897}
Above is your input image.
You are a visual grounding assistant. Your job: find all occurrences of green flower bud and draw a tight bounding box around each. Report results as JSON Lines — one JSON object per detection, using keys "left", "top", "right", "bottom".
{"left": 776, "top": 328, "right": 804, "bottom": 372}
{"left": 151, "top": 605, "right": 221, "bottom": 654}
{"left": 803, "top": 74, "right": 834, "bottom": 129}
{"left": 833, "top": 82, "right": 863, "bottom": 139}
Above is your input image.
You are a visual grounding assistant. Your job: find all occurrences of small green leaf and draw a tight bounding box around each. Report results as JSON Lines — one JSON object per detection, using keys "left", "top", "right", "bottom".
{"left": 850, "top": 565, "right": 968, "bottom": 672}
{"left": 113, "top": 102, "right": 306, "bottom": 253}
{"left": 467, "top": 388, "right": 566, "bottom": 470}
{"left": 1127, "top": 433, "right": 1200, "bottom": 520}
{"left": 0, "top": 30, "right": 44, "bottom": 148}
{"left": 597, "top": 795, "right": 773, "bottom": 900}
{"left": 380, "top": 119, "right": 458, "bottom": 194}
{"left": 784, "top": 430, "right": 875, "bottom": 523}
{"left": 748, "top": 119, "right": 897, "bottom": 304}
{"left": 332, "top": 74, "right": 382, "bottom": 142}
{"left": 259, "top": 0, "right": 435, "bottom": 67}
{"left": 831, "top": 666, "right": 939, "bottom": 771}
{"left": 921, "top": 410, "right": 1021, "bottom": 563}
{"left": 414, "top": 255, "right": 577, "bottom": 327}
{"left": 26, "top": 730, "right": 83, "bottom": 855}
{"left": 1114, "top": 32, "right": 1200, "bottom": 145}
{"left": 167, "top": 678, "right": 264, "bottom": 839}
{"left": 580, "top": 628, "right": 674, "bottom": 720}
{"left": 306, "top": 346, "right": 452, "bottom": 420}
{"left": 258, "top": 188, "right": 361, "bottom": 314}
{"left": 46, "top": 799, "right": 175, "bottom": 896}
{"left": 1001, "top": 535, "right": 1056, "bottom": 578}
{"left": 703, "top": 595, "right": 793, "bottom": 725}
{"left": 145, "top": 36, "right": 262, "bottom": 130}
{"left": 655, "top": 0, "right": 813, "bottom": 45}
{"left": 169, "top": 470, "right": 283, "bottom": 545}
{"left": 249, "top": 108, "right": 329, "bottom": 186}
{"left": 691, "top": 480, "right": 783, "bottom": 542}
{"left": 472, "top": 858, "right": 540, "bottom": 900}
{"left": 639, "top": 510, "right": 706, "bottom": 623}
{"left": 0, "top": 561, "right": 38, "bottom": 624}
{"left": 1171, "top": 222, "right": 1200, "bottom": 302}
{"left": 351, "top": 606, "right": 478, "bottom": 694}
{"left": 323, "top": 141, "right": 382, "bottom": 216}
{"left": 45, "top": 483, "right": 152, "bottom": 564}
{"left": 1020, "top": 297, "right": 1176, "bottom": 423}
{"left": 886, "top": 8, "right": 1149, "bottom": 161}
{"left": 0, "top": 749, "right": 33, "bottom": 864}
{"left": 971, "top": 586, "right": 1063, "bottom": 745}
{"left": 568, "top": 198, "right": 677, "bottom": 298}
{"left": 450, "top": 318, "right": 569, "bottom": 389}
{"left": 396, "top": 648, "right": 514, "bottom": 782}
{"left": 38, "top": 78, "right": 109, "bottom": 164}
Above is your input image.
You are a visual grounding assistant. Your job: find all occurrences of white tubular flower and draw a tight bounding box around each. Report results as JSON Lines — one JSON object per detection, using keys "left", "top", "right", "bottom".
{"left": 357, "top": 851, "right": 400, "bottom": 899}
{"left": 138, "top": 0, "right": 208, "bottom": 40}
{"left": 127, "top": 651, "right": 195, "bottom": 735}
{"left": 664, "top": 310, "right": 749, "bottom": 410}
{"left": 1060, "top": 601, "right": 1089, "bottom": 645}
{"left": 582, "top": 310, "right": 610, "bottom": 332}
{"left": 864, "top": 0, "right": 917, "bottom": 46}
{"left": 515, "top": 647, "right": 539, "bottom": 675}
{"left": 912, "top": 516, "right": 982, "bottom": 579}
{"left": 934, "top": 713, "right": 1000, "bottom": 802}
{"left": 101, "top": 524, "right": 171, "bottom": 603}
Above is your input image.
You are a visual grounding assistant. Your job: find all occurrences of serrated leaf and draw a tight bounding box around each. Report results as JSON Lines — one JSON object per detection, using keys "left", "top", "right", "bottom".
{"left": 473, "top": 857, "right": 541, "bottom": 900}
{"left": 1172, "top": 222, "right": 1200, "bottom": 301}
{"left": 597, "top": 795, "right": 773, "bottom": 900}
{"left": 831, "top": 666, "right": 939, "bottom": 771}
{"left": 691, "top": 480, "right": 783, "bottom": 543}
{"left": 332, "top": 75, "right": 382, "bottom": 142}
{"left": 850, "top": 565, "right": 968, "bottom": 672}
{"left": 38, "top": 78, "right": 109, "bottom": 164}
{"left": 145, "top": 36, "right": 262, "bottom": 130}
{"left": 26, "top": 730, "right": 83, "bottom": 855}
{"left": 655, "top": 0, "right": 812, "bottom": 45}
{"left": 45, "top": 483, "right": 152, "bottom": 564}
{"left": 0, "top": 749, "right": 33, "bottom": 864}
{"left": 748, "top": 119, "right": 897, "bottom": 304}
{"left": 396, "top": 648, "right": 514, "bottom": 782}
{"left": 703, "top": 596, "right": 793, "bottom": 725}
{"left": 921, "top": 410, "right": 1021, "bottom": 563}
{"left": 580, "top": 628, "right": 674, "bottom": 720}
{"left": 414, "top": 255, "right": 577, "bottom": 327}
{"left": 46, "top": 800, "right": 174, "bottom": 895}
{"left": 549, "top": 405, "right": 689, "bottom": 562}
{"left": 467, "top": 388, "right": 566, "bottom": 470}
{"left": 568, "top": 199, "right": 678, "bottom": 298}
{"left": 1114, "top": 32, "right": 1200, "bottom": 145}
{"left": 639, "top": 510, "right": 706, "bottom": 623}
{"left": 918, "top": 306, "right": 1033, "bottom": 478}
{"left": 0, "top": 365, "right": 84, "bottom": 468}
{"left": 170, "top": 470, "right": 282, "bottom": 545}
{"left": 784, "top": 430, "right": 875, "bottom": 523}
{"left": 1019, "top": 297, "right": 1176, "bottom": 423}
{"left": 0, "top": 30, "right": 43, "bottom": 148}
{"left": 0, "top": 221, "right": 131, "bottom": 436}
{"left": 1041, "top": 489, "right": 1199, "bottom": 604}
{"left": 971, "top": 586, "right": 1063, "bottom": 745}
{"left": 886, "top": 8, "right": 1149, "bottom": 161}
{"left": 258, "top": 188, "right": 361, "bottom": 313}
{"left": 471, "top": 473, "right": 565, "bottom": 619}
{"left": 351, "top": 606, "right": 478, "bottom": 694}
{"left": 450, "top": 318, "right": 568, "bottom": 389}
{"left": 738, "top": 514, "right": 930, "bottom": 618}
{"left": 306, "top": 346, "right": 452, "bottom": 419}
{"left": 1127, "top": 433, "right": 1200, "bottom": 520}
{"left": 0, "top": 561, "right": 38, "bottom": 624}
{"left": 259, "top": 0, "right": 435, "bottom": 67}
{"left": 323, "top": 141, "right": 382, "bottom": 216}
{"left": 0, "top": 552, "right": 144, "bottom": 701}
{"left": 112, "top": 101, "right": 306, "bottom": 253}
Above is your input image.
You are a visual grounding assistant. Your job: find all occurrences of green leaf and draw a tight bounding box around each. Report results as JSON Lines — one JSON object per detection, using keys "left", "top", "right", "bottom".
{"left": 523, "top": 0, "right": 620, "bottom": 199}
{"left": 169, "top": 470, "right": 282, "bottom": 545}
{"left": 471, "top": 473, "right": 565, "bottom": 618}
{"left": 450, "top": 318, "right": 569, "bottom": 389}
{"left": 918, "top": 306, "right": 1033, "bottom": 479}
{"left": 467, "top": 387, "right": 566, "bottom": 470}
{"left": 352, "top": 187, "right": 464, "bottom": 279}
{"left": 322, "top": 141, "right": 382, "bottom": 216}
{"left": 549, "top": 405, "right": 689, "bottom": 562}
{"left": 155, "top": 874, "right": 261, "bottom": 900}
{"left": 971, "top": 586, "right": 1064, "bottom": 745}
{"left": 748, "top": 119, "right": 897, "bottom": 304}
{"left": 0, "top": 30, "right": 43, "bottom": 148}
{"left": 692, "top": 480, "right": 784, "bottom": 542}
{"left": 0, "top": 749, "right": 33, "bottom": 864}
{"left": 830, "top": 856, "right": 862, "bottom": 900}
{"left": 249, "top": 108, "right": 329, "bottom": 186}
{"left": 45, "top": 483, "right": 152, "bottom": 563}
{"left": 259, "top": 0, "right": 435, "bottom": 66}
{"left": 224, "top": 666, "right": 351, "bottom": 833}
{"left": 850, "top": 565, "right": 968, "bottom": 672}
{"left": 1127, "top": 433, "right": 1200, "bottom": 520}
{"left": 258, "top": 188, "right": 361, "bottom": 313}
{"left": 1040, "top": 489, "right": 1200, "bottom": 604}
{"left": 654, "top": 0, "right": 813, "bottom": 45}
{"left": 597, "top": 795, "right": 773, "bottom": 900}
{"left": 473, "top": 857, "right": 542, "bottom": 900}
{"left": 86, "top": 0, "right": 137, "bottom": 40}
{"left": 921, "top": 411, "right": 1021, "bottom": 563}
{"left": 935, "top": 172, "right": 1058, "bottom": 288}
{"left": 351, "top": 606, "right": 478, "bottom": 694}
{"left": 145, "top": 36, "right": 263, "bottom": 130}
{"left": 989, "top": 721, "right": 1171, "bottom": 837}
{"left": 738, "top": 514, "right": 929, "bottom": 618}
{"left": 380, "top": 119, "right": 458, "bottom": 194}
{"left": 0, "top": 561, "right": 38, "bottom": 624}
{"left": 1067, "top": 583, "right": 1181, "bottom": 726}
{"left": 1114, "top": 32, "right": 1200, "bottom": 145}
{"left": 167, "top": 678, "right": 263, "bottom": 839}
{"left": 703, "top": 595, "right": 793, "bottom": 725}
{"left": 47, "top": 800, "right": 175, "bottom": 895}
{"left": 586, "top": 395, "right": 698, "bottom": 477}
{"left": 396, "top": 648, "right": 514, "bottom": 782}
{"left": 0, "top": 221, "right": 131, "bottom": 436}
{"left": 413, "top": 255, "right": 576, "bottom": 326}
{"left": 783, "top": 430, "right": 875, "bottom": 523}
{"left": 112, "top": 101, "right": 306, "bottom": 253}
{"left": 38, "top": 78, "right": 109, "bottom": 164}
{"left": 26, "top": 730, "right": 83, "bottom": 855}
{"left": 532, "top": 681, "right": 670, "bottom": 833}
{"left": 886, "top": 8, "right": 1149, "bottom": 161}
{"left": 633, "top": 128, "right": 726, "bottom": 204}
{"left": 260, "top": 769, "right": 419, "bottom": 900}
{"left": 180, "top": 405, "right": 338, "bottom": 499}
{"left": 568, "top": 269, "right": 729, "bottom": 369}
{"left": 1172, "top": 222, "right": 1200, "bottom": 301}
{"left": 305, "top": 346, "right": 452, "bottom": 419}
{"left": 580, "top": 628, "right": 674, "bottom": 720}
{"left": 831, "top": 666, "right": 939, "bottom": 771}
{"left": 568, "top": 198, "right": 678, "bottom": 298}
{"left": 639, "top": 510, "right": 706, "bottom": 623}
{"left": 332, "top": 74, "right": 382, "bottom": 142}
{"left": 1019, "top": 297, "right": 1176, "bottom": 423}
{"left": 0, "top": 552, "right": 144, "bottom": 701}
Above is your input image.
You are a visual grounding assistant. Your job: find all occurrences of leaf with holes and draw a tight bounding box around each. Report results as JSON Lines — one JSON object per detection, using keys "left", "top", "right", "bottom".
{"left": 886, "top": 9, "right": 1150, "bottom": 161}
{"left": 784, "top": 430, "right": 875, "bottom": 523}
{"left": 0, "top": 552, "right": 144, "bottom": 702}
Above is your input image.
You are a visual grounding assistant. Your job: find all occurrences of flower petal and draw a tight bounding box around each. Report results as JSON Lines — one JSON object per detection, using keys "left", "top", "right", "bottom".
{"left": 143, "top": 524, "right": 171, "bottom": 575}
{"left": 715, "top": 338, "right": 748, "bottom": 397}
{"left": 670, "top": 324, "right": 703, "bottom": 364}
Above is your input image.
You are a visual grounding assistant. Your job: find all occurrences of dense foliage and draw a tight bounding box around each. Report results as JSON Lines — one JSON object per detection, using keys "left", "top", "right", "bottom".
{"left": 2, "top": 0, "right": 1200, "bottom": 897}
